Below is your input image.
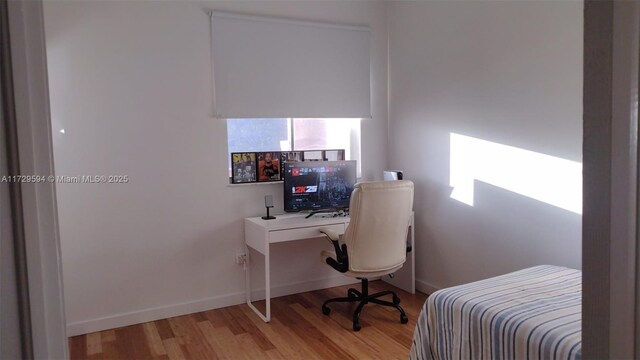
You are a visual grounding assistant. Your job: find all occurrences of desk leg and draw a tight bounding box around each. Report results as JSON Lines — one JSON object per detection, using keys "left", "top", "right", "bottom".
{"left": 382, "top": 213, "right": 416, "bottom": 294}
{"left": 245, "top": 244, "right": 271, "bottom": 322}
{"left": 265, "top": 245, "right": 271, "bottom": 321}
{"left": 410, "top": 215, "right": 415, "bottom": 293}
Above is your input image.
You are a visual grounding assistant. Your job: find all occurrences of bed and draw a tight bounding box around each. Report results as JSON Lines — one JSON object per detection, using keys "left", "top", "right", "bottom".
{"left": 410, "top": 265, "right": 581, "bottom": 360}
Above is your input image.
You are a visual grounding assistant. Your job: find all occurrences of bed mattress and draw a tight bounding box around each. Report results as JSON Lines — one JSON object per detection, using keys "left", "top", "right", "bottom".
{"left": 410, "top": 265, "right": 581, "bottom": 360}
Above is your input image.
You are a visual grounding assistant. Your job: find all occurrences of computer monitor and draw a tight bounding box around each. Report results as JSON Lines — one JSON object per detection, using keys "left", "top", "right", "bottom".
{"left": 283, "top": 160, "right": 357, "bottom": 213}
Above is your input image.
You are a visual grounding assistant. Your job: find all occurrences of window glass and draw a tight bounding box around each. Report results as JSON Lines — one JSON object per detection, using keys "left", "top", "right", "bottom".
{"left": 226, "top": 118, "right": 361, "bottom": 181}
{"left": 227, "top": 118, "right": 289, "bottom": 152}
{"left": 293, "top": 118, "right": 360, "bottom": 162}
{"left": 227, "top": 118, "right": 289, "bottom": 172}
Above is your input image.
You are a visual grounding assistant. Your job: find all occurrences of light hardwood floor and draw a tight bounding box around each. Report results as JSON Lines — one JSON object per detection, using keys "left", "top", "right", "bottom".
{"left": 69, "top": 281, "right": 428, "bottom": 360}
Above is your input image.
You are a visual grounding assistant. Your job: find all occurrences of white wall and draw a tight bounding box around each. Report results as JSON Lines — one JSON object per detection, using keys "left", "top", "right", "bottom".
{"left": 45, "top": 0, "right": 584, "bottom": 335}
{"left": 387, "top": 1, "right": 583, "bottom": 292}
{"left": 43, "top": 0, "right": 389, "bottom": 335}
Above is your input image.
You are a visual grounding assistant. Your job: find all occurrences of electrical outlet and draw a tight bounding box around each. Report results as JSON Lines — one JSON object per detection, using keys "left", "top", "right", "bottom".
{"left": 235, "top": 252, "right": 247, "bottom": 265}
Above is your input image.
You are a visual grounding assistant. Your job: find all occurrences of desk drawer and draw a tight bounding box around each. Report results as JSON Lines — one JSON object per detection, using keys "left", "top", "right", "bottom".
{"left": 269, "top": 224, "right": 345, "bottom": 244}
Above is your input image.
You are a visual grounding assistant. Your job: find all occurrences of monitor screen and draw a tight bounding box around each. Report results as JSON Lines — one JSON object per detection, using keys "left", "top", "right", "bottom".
{"left": 283, "top": 160, "right": 357, "bottom": 212}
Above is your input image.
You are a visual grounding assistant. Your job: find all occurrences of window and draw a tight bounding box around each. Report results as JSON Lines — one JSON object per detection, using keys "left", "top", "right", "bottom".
{"left": 227, "top": 118, "right": 361, "bottom": 180}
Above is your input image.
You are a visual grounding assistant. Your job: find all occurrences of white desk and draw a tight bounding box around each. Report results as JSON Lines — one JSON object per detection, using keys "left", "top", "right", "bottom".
{"left": 244, "top": 212, "right": 415, "bottom": 322}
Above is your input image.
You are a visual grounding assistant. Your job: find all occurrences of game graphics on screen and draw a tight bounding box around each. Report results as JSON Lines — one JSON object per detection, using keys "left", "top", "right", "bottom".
{"left": 286, "top": 163, "right": 353, "bottom": 210}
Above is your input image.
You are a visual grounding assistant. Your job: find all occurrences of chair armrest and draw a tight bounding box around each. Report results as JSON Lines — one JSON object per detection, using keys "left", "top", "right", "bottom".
{"left": 319, "top": 228, "right": 348, "bottom": 266}
{"left": 319, "top": 228, "right": 340, "bottom": 241}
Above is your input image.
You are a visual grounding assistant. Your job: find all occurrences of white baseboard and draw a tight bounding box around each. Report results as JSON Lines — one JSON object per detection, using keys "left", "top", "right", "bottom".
{"left": 66, "top": 275, "right": 360, "bottom": 336}
{"left": 254, "top": 275, "right": 360, "bottom": 300}
{"left": 415, "top": 278, "right": 440, "bottom": 295}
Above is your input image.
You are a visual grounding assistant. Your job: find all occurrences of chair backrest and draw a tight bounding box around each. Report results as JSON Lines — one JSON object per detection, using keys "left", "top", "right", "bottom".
{"left": 343, "top": 180, "right": 414, "bottom": 273}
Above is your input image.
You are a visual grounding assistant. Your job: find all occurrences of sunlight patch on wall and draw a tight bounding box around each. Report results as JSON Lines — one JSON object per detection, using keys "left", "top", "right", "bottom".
{"left": 450, "top": 133, "right": 582, "bottom": 214}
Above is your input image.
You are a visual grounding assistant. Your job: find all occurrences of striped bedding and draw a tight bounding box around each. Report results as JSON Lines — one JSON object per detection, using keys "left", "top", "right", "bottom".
{"left": 410, "top": 265, "right": 581, "bottom": 360}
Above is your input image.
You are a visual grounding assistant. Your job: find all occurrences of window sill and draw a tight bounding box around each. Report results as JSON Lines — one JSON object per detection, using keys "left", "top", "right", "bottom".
{"left": 227, "top": 181, "right": 283, "bottom": 187}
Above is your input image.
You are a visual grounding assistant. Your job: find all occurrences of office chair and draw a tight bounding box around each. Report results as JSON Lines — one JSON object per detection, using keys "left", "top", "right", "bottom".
{"left": 319, "top": 180, "right": 414, "bottom": 331}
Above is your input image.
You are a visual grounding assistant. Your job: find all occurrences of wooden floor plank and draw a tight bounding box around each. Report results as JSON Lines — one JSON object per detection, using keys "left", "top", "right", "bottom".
{"left": 306, "top": 286, "right": 412, "bottom": 358}
{"left": 86, "top": 332, "right": 102, "bottom": 356}
{"left": 115, "top": 324, "right": 154, "bottom": 360}
{"left": 271, "top": 298, "right": 356, "bottom": 360}
{"left": 192, "top": 311, "right": 208, "bottom": 322}
{"left": 203, "top": 308, "right": 226, "bottom": 328}
{"left": 100, "top": 330, "right": 116, "bottom": 343}
{"left": 240, "top": 305, "right": 324, "bottom": 359}
{"left": 264, "top": 348, "right": 287, "bottom": 360}
{"left": 197, "top": 320, "right": 244, "bottom": 360}
{"left": 230, "top": 304, "right": 276, "bottom": 351}
{"left": 198, "top": 320, "right": 228, "bottom": 359}
{"left": 69, "top": 334, "right": 86, "bottom": 360}
{"left": 155, "top": 318, "right": 176, "bottom": 340}
{"left": 290, "top": 303, "right": 381, "bottom": 359}
{"left": 68, "top": 280, "right": 428, "bottom": 360}
{"left": 167, "top": 316, "right": 218, "bottom": 360}
{"left": 235, "top": 333, "right": 265, "bottom": 359}
{"left": 101, "top": 339, "right": 123, "bottom": 360}
{"left": 163, "top": 338, "right": 187, "bottom": 360}
{"left": 142, "top": 322, "right": 167, "bottom": 357}
{"left": 219, "top": 307, "right": 248, "bottom": 335}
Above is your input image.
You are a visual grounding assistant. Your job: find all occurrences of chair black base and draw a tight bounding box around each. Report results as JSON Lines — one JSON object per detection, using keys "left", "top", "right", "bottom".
{"left": 321, "top": 278, "right": 408, "bottom": 331}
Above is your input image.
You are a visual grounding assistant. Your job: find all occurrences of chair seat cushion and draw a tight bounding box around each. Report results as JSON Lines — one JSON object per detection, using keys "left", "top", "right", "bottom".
{"left": 320, "top": 250, "right": 404, "bottom": 278}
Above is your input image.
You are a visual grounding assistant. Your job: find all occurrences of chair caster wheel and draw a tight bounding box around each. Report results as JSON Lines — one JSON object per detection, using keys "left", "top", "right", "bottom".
{"left": 392, "top": 295, "right": 401, "bottom": 304}
{"left": 322, "top": 306, "right": 331, "bottom": 315}
{"left": 347, "top": 288, "right": 358, "bottom": 299}
{"left": 400, "top": 314, "right": 408, "bottom": 324}
{"left": 353, "top": 322, "right": 361, "bottom": 331}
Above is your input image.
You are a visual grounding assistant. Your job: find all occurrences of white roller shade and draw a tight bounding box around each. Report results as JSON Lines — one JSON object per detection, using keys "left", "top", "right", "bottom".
{"left": 210, "top": 12, "right": 371, "bottom": 119}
